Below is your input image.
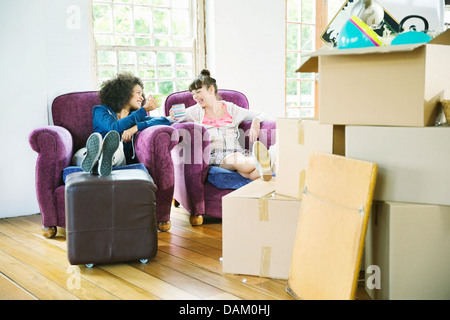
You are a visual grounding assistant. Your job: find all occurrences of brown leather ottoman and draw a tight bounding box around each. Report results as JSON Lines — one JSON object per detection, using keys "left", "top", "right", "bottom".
{"left": 65, "top": 169, "right": 157, "bottom": 267}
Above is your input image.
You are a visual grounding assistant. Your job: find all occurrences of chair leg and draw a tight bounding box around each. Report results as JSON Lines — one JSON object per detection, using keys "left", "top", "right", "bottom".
{"left": 172, "top": 199, "right": 180, "bottom": 207}
{"left": 42, "top": 226, "right": 57, "bottom": 238}
{"left": 157, "top": 221, "right": 171, "bottom": 232}
{"left": 189, "top": 215, "right": 203, "bottom": 226}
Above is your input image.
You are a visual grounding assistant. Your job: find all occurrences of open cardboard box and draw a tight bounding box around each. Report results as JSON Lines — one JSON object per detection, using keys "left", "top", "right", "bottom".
{"left": 298, "top": 29, "right": 450, "bottom": 127}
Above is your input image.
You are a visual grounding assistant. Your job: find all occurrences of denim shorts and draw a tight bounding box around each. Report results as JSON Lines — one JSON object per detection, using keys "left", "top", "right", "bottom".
{"left": 209, "top": 148, "right": 251, "bottom": 166}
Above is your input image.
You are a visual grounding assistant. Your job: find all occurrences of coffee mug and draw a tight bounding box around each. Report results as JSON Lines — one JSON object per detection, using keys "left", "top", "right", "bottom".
{"left": 172, "top": 104, "right": 186, "bottom": 120}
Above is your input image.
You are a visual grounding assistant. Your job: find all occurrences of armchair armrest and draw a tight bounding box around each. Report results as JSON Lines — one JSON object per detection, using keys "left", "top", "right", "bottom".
{"left": 29, "top": 125, "right": 73, "bottom": 223}
{"left": 134, "top": 125, "right": 179, "bottom": 222}
{"left": 239, "top": 120, "right": 277, "bottom": 150}
{"left": 171, "top": 122, "right": 210, "bottom": 215}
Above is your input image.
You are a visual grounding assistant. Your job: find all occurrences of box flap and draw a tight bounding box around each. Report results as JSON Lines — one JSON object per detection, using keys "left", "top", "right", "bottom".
{"left": 223, "top": 179, "right": 276, "bottom": 199}
{"left": 296, "top": 29, "right": 450, "bottom": 73}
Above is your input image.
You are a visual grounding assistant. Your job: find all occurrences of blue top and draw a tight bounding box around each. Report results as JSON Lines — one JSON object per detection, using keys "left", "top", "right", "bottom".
{"left": 92, "top": 105, "right": 171, "bottom": 163}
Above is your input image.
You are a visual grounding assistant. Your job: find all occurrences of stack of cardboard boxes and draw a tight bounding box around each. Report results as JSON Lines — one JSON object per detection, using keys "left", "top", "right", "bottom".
{"left": 222, "top": 29, "right": 450, "bottom": 300}
{"left": 297, "top": 29, "right": 450, "bottom": 300}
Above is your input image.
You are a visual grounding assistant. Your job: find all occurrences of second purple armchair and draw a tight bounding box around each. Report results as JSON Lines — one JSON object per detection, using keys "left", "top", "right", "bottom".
{"left": 165, "top": 89, "right": 276, "bottom": 226}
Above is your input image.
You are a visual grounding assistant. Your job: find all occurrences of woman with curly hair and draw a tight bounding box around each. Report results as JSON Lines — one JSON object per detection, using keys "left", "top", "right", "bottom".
{"left": 72, "top": 73, "right": 171, "bottom": 176}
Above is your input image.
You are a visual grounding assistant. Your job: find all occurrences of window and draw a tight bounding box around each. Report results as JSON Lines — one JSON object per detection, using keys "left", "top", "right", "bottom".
{"left": 91, "top": 0, "right": 205, "bottom": 114}
{"left": 285, "top": 0, "right": 346, "bottom": 118}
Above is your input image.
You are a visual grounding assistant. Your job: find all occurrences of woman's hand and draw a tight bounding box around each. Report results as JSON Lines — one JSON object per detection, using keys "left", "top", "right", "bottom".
{"left": 169, "top": 108, "right": 175, "bottom": 120}
{"left": 143, "top": 95, "right": 158, "bottom": 112}
{"left": 249, "top": 118, "right": 260, "bottom": 143}
{"left": 122, "top": 125, "right": 138, "bottom": 142}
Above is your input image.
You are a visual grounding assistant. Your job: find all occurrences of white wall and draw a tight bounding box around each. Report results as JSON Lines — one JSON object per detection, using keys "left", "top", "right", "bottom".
{"left": 0, "top": 0, "right": 93, "bottom": 219}
{"left": 0, "top": 0, "right": 285, "bottom": 219}
{"left": 205, "top": 0, "right": 286, "bottom": 119}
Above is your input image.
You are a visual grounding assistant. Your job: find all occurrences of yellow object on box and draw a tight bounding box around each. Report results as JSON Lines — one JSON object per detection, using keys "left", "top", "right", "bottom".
{"left": 287, "top": 152, "right": 377, "bottom": 300}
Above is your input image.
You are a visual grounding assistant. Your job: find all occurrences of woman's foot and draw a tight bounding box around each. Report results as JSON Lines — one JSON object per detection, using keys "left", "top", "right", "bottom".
{"left": 81, "top": 133, "right": 103, "bottom": 173}
{"left": 252, "top": 141, "right": 272, "bottom": 181}
{"left": 98, "top": 131, "right": 120, "bottom": 176}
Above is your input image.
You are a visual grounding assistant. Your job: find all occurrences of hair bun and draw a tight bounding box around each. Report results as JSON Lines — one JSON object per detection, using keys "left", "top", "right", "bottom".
{"left": 200, "top": 69, "right": 211, "bottom": 77}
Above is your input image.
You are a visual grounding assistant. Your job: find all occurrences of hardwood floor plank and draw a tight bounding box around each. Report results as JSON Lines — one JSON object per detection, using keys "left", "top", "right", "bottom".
{"left": 0, "top": 248, "right": 78, "bottom": 300}
{"left": 0, "top": 273, "right": 36, "bottom": 300}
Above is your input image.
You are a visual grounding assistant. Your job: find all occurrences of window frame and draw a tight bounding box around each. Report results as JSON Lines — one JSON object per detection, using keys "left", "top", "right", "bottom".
{"left": 89, "top": 0, "right": 205, "bottom": 97}
{"left": 284, "top": 0, "right": 338, "bottom": 118}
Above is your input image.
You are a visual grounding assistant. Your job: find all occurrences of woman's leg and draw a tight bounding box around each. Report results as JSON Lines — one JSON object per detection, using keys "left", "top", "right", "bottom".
{"left": 220, "top": 152, "right": 260, "bottom": 180}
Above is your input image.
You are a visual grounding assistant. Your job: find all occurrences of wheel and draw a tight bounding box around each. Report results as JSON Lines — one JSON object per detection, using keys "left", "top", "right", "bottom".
{"left": 140, "top": 259, "right": 148, "bottom": 264}
{"left": 86, "top": 263, "right": 94, "bottom": 268}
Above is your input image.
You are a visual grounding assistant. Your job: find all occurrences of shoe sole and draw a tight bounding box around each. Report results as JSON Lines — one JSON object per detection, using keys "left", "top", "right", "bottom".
{"left": 253, "top": 141, "right": 272, "bottom": 181}
{"left": 81, "top": 133, "right": 102, "bottom": 173}
{"left": 99, "top": 131, "right": 120, "bottom": 176}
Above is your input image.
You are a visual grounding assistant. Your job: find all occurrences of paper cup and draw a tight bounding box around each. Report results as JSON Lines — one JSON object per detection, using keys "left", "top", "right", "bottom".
{"left": 172, "top": 104, "right": 186, "bottom": 119}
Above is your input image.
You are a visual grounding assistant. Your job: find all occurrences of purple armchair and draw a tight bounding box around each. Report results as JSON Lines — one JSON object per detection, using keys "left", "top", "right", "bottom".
{"left": 165, "top": 90, "right": 276, "bottom": 226}
{"left": 29, "top": 91, "right": 179, "bottom": 237}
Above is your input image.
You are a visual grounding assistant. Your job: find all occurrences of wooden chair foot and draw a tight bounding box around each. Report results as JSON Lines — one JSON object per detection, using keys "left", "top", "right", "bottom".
{"left": 157, "top": 221, "right": 171, "bottom": 232}
{"left": 172, "top": 199, "right": 180, "bottom": 208}
{"left": 189, "top": 215, "right": 203, "bottom": 226}
{"left": 42, "top": 226, "right": 57, "bottom": 238}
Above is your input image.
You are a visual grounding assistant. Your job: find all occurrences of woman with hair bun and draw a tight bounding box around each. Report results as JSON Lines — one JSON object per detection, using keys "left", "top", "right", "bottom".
{"left": 170, "top": 69, "right": 274, "bottom": 181}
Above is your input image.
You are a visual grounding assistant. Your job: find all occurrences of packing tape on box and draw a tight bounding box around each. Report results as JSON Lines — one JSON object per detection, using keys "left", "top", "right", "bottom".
{"left": 298, "top": 122, "right": 305, "bottom": 145}
{"left": 298, "top": 169, "right": 306, "bottom": 199}
{"left": 258, "top": 192, "right": 274, "bottom": 222}
{"left": 260, "top": 246, "right": 272, "bottom": 277}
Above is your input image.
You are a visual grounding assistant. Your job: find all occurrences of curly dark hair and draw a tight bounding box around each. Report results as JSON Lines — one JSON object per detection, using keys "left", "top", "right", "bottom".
{"left": 98, "top": 73, "right": 144, "bottom": 113}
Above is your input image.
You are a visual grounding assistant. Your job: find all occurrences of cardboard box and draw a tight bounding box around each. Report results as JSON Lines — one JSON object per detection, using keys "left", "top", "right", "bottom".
{"left": 275, "top": 118, "right": 345, "bottom": 199}
{"left": 298, "top": 29, "right": 450, "bottom": 127}
{"left": 365, "top": 201, "right": 450, "bottom": 300}
{"left": 222, "top": 179, "right": 301, "bottom": 279}
{"left": 346, "top": 125, "right": 450, "bottom": 206}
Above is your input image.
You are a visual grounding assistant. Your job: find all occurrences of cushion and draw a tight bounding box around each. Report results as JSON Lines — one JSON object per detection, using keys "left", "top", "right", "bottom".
{"left": 206, "top": 166, "right": 252, "bottom": 190}
{"left": 63, "top": 163, "right": 149, "bottom": 183}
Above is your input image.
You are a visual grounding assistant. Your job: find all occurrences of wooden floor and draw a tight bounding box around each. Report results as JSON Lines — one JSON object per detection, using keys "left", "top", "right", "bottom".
{"left": 0, "top": 205, "right": 371, "bottom": 300}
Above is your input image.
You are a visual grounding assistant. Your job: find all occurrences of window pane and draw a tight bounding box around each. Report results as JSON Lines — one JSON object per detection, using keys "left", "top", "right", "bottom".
{"left": 135, "top": 0, "right": 152, "bottom": 5}
{"left": 153, "top": 0, "right": 170, "bottom": 6}
{"left": 135, "top": 7, "right": 152, "bottom": 35}
{"left": 176, "top": 52, "right": 192, "bottom": 67}
{"left": 114, "top": 5, "right": 133, "bottom": 34}
{"left": 172, "top": 0, "right": 190, "bottom": 8}
{"left": 301, "top": 25, "right": 315, "bottom": 51}
{"left": 159, "top": 81, "right": 174, "bottom": 95}
{"left": 154, "top": 8, "right": 170, "bottom": 35}
{"left": 157, "top": 52, "right": 173, "bottom": 66}
{"left": 93, "top": 4, "right": 112, "bottom": 33}
{"left": 173, "top": 9, "right": 189, "bottom": 36}
{"left": 286, "top": 52, "right": 299, "bottom": 79}
{"left": 287, "top": 24, "right": 300, "bottom": 51}
{"left": 301, "top": 0, "right": 315, "bottom": 24}
{"left": 97, "top": 51, "right": 117, "bottom": 66}
{"left": 287, "top": 0, "right": 301, "bottom": 22}
{"left": 300, "top": 81, "right": 315, "bottom": 107}
{"left": 138, "top": 52, "right": 156, "bottom": 66}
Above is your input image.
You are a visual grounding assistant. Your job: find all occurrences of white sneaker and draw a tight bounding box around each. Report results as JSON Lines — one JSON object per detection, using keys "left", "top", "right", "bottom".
{"left": 252, "top": 141, "right": 272, "bottom": 181}
{"left": 81, "top": 132, "right": 103, "bottom": 173}
{"left": 98, "top": 131, "right": 120, "bottom": 176}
